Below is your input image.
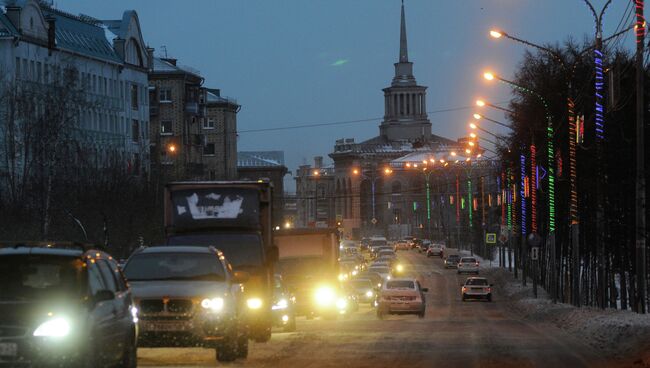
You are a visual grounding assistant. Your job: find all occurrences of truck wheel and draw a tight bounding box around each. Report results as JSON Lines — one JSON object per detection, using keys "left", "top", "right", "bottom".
{"left": 252, "top": 328, "right": 272, "bottom": 343}
{"left": 284, "top": 315, "right": 296, "bottom": 332}
{"left": 236, "top": 332, "right": 249, "bottom": 359}
{"left": 216, "top": 337, "right": 238, "bottom": 362}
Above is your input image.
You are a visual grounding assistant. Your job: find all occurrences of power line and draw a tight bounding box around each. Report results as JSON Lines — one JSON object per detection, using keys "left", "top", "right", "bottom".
{"left": 237, "top": 103, "right": 509, "bottom": 134}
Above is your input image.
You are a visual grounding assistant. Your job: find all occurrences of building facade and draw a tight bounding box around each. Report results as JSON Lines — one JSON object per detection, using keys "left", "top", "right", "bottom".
{"left": 237, "top": 151, "right": 288, "bottom": 227}
{"left": 149, "top": 58, "right": 239, "bottom": 181}
{"left": 294, "top": 156, "right": 336, "bottom": 229}
{"left": 0, "top": 0, "right": 152, "bottom": 175}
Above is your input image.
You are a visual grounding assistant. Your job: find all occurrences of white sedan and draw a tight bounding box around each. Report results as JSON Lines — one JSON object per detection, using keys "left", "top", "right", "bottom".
{"left": 376, "top": 278, "right": 427, "bottom": 318}
{"left": 457, "top": 257, "right": 480, "bottom": 274}
{"left": 461, "top": 277, "right": 492, "bottom": 302}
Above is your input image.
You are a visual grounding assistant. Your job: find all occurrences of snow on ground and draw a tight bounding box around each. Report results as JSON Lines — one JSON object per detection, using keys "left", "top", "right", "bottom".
{"left": 444, "top": 246, "right": 650, "bottom": 364}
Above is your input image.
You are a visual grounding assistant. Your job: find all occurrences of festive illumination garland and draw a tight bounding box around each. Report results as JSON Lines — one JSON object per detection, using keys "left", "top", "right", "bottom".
{"left": 468, "top": 180, "right": 473, "bottom": 228}
{"left": 520, "top": 154, "right": 527, "bottom": 236}
{"left": 507, "top": 168, "right": 512, "bottom": 231}
{"left": 568, "top": 99, "right": 578, "bottom": 226}
{"left": 594, "top": 49, "right": 605, "bottom": 141}
{"left": 456, "top": 175, "right": 460, "bottom": 224}
{"left": 531, "top": 145, "right": 538, "bottom": 233}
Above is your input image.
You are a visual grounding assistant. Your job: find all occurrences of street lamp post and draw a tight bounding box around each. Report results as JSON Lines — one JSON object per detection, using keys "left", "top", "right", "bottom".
{"left": 353, "top": 166, "right": 392, "bottom": 232}
{"left": 484, "top": 71, "right": 555, "bottom": 299}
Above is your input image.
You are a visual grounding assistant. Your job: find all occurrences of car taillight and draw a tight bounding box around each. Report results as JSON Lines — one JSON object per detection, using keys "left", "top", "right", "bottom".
{"left": 458, "top": 263, "right": 463, "bottom": 267}
{"left": 487, "top": 287, "right": 491, "bottom": 293}
{"left": 475, "top": 262, "right": 479, "bottom": 266}
{"left": 462, "top": 286, "right": 467, "bottom": 292}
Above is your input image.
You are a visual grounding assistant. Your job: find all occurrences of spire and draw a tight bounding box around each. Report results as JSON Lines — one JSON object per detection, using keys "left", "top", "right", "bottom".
{"left": 399, "top": 0, "right": 408, "bottom": 63}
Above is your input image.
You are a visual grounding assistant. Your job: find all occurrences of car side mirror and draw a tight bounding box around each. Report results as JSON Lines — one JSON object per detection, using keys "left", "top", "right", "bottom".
{"left": 232, "top": 271, "right": 250, "bottom": 284}
{"left": 93, "top": 289, "right": 115, "bottom": 305}
{"left": 421, "top": 288, "right": 429, "bottom": 292}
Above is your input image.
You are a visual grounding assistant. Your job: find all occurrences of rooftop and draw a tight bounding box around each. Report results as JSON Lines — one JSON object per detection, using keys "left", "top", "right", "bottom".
{"left": 238, "top": 151, "right": 286, "bottom": 168}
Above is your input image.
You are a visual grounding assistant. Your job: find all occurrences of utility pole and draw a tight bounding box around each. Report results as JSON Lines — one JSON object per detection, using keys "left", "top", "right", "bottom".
{"left": 634, "top": 0, "right": 646, "bottom": 314}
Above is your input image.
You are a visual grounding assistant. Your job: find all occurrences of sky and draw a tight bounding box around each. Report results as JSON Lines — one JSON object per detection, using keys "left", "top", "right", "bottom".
{"left": 59, "top": 0, "right": 637, "bottom": 191}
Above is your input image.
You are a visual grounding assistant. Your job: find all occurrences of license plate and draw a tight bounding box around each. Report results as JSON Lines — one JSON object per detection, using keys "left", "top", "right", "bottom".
{"left": 142, "top": 322, "right": 189, "bottom": 332}
{"left": 0, "top": 343, "right": 17, "bottom": 357}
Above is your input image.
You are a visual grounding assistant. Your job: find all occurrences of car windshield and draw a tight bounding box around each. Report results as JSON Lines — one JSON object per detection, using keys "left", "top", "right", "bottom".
{"left": 0, "top": 255, "right": 86, "bottom": 300}
{"left": 386, "top": 280, "right": 415, "bottom": 289}
{"left": 351, "top": 279, "right": 373, "bottom": 289}
{"left": 461, "top": 258, "right": 477, "bottom": 263}
{"left": 166, "top": 233, "right": 263, "bottom": 268}
{"left": 369, "top": 267, "right": 389, "bottom": 274}
{"left": 466, "top": 279, "right": 488, "bottom": 286}
{"left": 124, "top": 252, "right": 226, "bottom": 281}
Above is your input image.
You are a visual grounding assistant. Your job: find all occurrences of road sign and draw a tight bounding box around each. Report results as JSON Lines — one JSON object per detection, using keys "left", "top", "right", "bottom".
{"left": 371, "top": 218, "right": 378, "bottom": 225}
{"left": 486, "top": 233, "right": 497, "bottom": 244}
{"left": 531, "top": 247, "right": 539, "bottom": 261}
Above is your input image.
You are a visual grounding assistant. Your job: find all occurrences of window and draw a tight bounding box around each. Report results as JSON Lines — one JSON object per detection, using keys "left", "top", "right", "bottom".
{"left": 159, "top": 88, "right": 172, "bottom": 102}
{"left": 15, "top": 57, "right": 20, "bottom": 79}
{"left": 203, "top": 118, "right": 215, "bottom": 129}
{"left": 132, "top": 119, "right": 139, "bottom": 142}
{"left": 87, "top": 263, "right": 106, "bottom": 295}
{"left": 131, "top": 84, "right": 138, "bottom": 110}
{"left": 161, "top": 120, "right": 173, "bottom": 135}
{"left": 203, "top": 143, "right": 215, "bottom": 155}
{"left": 97, "top": 260, "right": 117, "bottom": 292}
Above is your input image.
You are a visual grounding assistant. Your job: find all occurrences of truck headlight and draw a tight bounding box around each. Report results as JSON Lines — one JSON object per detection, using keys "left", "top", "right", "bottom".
{"left": 33, "top": 317, "right": 70, "bottom": 337}
{"left": 365, "top": 290, "right": 373, "bottom": 298}
{"left": 315, "top": 286, "right": 336, "bottom": 306}
{"left": 335, "top": 298, "right": 347, "bottom": 310}
{"left": 201, "top": 297, "right": 225, "bottom": 312}
{"left": 396, "top": 264, "right": 404, "bottom": 272}
{"left": 272, "top": 298, "right": 288, "bottom": 310}
{"left": 247, "top": 298, "right": 263, "bottom": 310}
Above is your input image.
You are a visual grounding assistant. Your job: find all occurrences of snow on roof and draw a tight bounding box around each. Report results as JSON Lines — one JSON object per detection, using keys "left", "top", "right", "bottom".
{"left": 238, "top": 151, "right": 286, "bottom": 168}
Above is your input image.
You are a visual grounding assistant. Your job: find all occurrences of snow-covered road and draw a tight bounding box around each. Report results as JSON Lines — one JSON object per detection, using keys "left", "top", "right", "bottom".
{"left": 136, "top": 250, "right": 616, "bottom": 368}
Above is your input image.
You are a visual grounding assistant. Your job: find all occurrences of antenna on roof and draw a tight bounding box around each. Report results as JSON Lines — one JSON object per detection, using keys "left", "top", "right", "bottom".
{"left": 161, "top": 45, "right": 168, "bottom": 58}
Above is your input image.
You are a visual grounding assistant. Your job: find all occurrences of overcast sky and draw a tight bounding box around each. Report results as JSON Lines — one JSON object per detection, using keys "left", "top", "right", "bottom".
{"left": 60, "top": 0, "right": 636, "bottom": 191}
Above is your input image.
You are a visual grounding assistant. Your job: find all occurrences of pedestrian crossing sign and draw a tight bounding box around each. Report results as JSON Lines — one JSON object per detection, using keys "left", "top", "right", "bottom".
{"left": 486, "top": 233, "right": 497, "bottom": 244}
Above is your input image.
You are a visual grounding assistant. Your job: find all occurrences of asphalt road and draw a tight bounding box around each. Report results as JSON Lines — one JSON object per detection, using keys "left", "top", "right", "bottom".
{"left": 137, "top": 250, "right": 605, "bottom": 368}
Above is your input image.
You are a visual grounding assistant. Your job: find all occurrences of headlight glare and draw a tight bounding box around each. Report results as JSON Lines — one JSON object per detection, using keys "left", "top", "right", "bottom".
{"left": 366, "top": 290, "right": 373, "bottom": 297}
{"left": 315, "top": 286, "right": 336, "bottom": 306}
{"left": 201, "top": 297, "right": 225, "bottom": 312}
{"left": 247, "top": 298, "right": 263, "bottom": 310}
{"left": 272, "top": 298, "right": 288, "bottom": 310}
{"left": 396, "top": 264, "right": 404, "bottom": 272}
{"left": 33, "top": 317, "right": 70, "bottom": 337}
{"left": 336, "top": 298, "right": 348, "bottom": 310}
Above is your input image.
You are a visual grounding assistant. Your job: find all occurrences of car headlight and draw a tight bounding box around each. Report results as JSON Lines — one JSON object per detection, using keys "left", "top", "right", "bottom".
{"left": 130, "top": 306, "right": 139, "bottom": 323}
{"left": 365, "top": 290, "right": 373, "bottom": 297}
{"left": 386, "top": 275, "right": 392, "bottom": 280}
{"left": 272, "top": 298, "right": 288, "bottom": 310}
{"left": 351, "top": 270, "right": 358, "bottom": 276}
{"left": 33, "top": 317, "right": 70, "bottom": 337}
{"left": 201, "top": 297, "right": 225, "bottom": 312}
{"left": 247, "top": 298, "right": 263, "bottom": 310}
{"left": 315, "top": 286, "right": 336, "bottom": 306}
{"left": 396, "top": 264, "right": 404, "bottom": 272}
{"left": 336, "top": 298, "right": 348, "bottom": 310}
{"left": 338, "top": 274, "right": 348, "bottom": 281}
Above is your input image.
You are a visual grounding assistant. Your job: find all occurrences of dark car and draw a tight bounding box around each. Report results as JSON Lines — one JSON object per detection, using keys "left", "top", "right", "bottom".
{"left": 0, "top": 241, "right": 137, "bottom": 368}
{"left": 123, "top": 246, "right": 249, "bottom": 362}
{"left": 271, "top": 275, "right": 296, "bottom": 332}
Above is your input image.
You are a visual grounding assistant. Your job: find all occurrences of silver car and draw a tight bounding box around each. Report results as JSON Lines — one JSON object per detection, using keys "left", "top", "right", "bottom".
{"left": 457, "top": 257, "right": 480, "bottom": 274}
{"left": 123, "top": 246, "right": 249, "bottom": 362}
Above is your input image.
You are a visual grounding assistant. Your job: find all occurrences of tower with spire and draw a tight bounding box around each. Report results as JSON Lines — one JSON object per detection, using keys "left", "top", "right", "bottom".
{"left": 379, "top": 0, "right": 432, "bottom": 141}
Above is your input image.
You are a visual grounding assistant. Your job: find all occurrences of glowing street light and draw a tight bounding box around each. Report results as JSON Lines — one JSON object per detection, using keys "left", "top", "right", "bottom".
{"left": 473, "top": 113, "right": 482, "bottom": 120}
{"left": 476, "top": 99, "right": 486, "bottom": 107}
{"left": 489, "top": 30, "right": 503, "bottom": 39}
{"left": 470, "top": 132, "right": 477, "bottom": 138}
{"left": 483, "top": 72, "right": 495, "bottom": 81}
{"left": 469, "top": 123, "right": 478, "bottom": 130}
{"left": 451, "top": 151, "right": 457, "bottom": 156}
{"left": 168, "top": 144, "right": 177, "bottom": 153}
